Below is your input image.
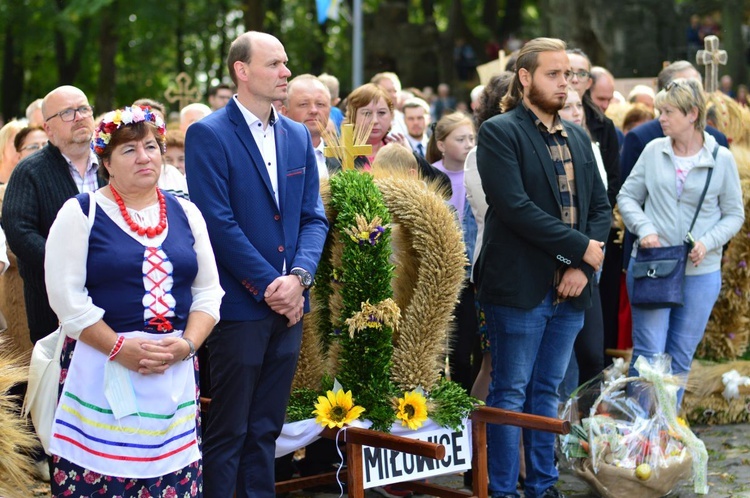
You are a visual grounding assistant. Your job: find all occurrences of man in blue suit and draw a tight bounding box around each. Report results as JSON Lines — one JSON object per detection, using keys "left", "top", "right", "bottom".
{"left": 185, "top": 31, "right": 329, "bottom": 498}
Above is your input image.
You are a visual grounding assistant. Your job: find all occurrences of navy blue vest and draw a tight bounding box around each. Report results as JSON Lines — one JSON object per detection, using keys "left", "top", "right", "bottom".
{"left": 77, "top": 192, "right": 197, "bottom": 333}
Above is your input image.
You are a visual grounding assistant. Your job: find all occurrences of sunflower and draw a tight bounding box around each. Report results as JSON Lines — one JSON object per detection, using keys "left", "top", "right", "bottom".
{"left": 313, "top": 389, "right": 366, "bottom": 428}
{"left": 396, "top": 390, "right": 428, "bottom": 430}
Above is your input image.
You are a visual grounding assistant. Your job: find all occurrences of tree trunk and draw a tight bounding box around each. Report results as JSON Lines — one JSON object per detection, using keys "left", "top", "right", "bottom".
{"left": 243, "top": 0, "right": 265, "bottom": 32}
{"left": 52, "top": 0, "right": 92, "bottom": 84}
{"left": 216, "top": 1, "right": 229, "bottom": 83}
{"left": 499, "top": 0, "right": 523, "bottom": 42}
{"left": 421, "top": 0, "right": 434, "bottom": 21}
{"left": 722, "top": 0, "right": 745, "bottom": 87}
{"left": 482, "top": 0, "right": 498, "bottom": 38}
{"left": 1, "top": 23, "right": 24, "bottom": 121}
{"left": 95, "top": 3, "right": 119, "bottom": 113}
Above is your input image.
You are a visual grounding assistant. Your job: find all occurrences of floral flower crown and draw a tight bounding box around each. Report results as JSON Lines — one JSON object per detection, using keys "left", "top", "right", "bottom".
{"left": 92, "top": 105, "right": 166, "bottom": 155}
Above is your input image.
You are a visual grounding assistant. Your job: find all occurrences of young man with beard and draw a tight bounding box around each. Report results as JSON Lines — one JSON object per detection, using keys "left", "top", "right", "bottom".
{"left": 475, "top": 38, "right": 610, "bottom": 498}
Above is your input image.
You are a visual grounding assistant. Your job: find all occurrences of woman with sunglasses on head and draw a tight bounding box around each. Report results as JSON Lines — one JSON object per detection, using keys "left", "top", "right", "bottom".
{"left": 618, "top": 78, "right": 743, "bottom": 407}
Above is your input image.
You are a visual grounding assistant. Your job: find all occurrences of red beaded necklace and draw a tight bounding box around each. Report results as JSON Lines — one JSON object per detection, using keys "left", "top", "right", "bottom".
{"left": 109, "top": 185, "right": 167, "bottom": 238}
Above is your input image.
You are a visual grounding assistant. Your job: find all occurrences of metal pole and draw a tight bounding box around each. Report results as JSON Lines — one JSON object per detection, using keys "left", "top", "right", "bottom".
{"left": 352, "top": 0, "right": 363, "bottom": 88}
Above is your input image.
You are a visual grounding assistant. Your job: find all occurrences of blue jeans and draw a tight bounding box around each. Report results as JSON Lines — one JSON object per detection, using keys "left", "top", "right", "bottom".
{"left": 626, "top": 264, "right": 721, "bottom": 406}
{"left": 483, "top": 289, "right": 584, "bottom": 498}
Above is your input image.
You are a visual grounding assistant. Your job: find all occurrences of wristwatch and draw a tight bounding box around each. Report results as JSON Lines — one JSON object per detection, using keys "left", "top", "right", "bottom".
{"left": 182, "top": 337, "right": 196, "bottom": 361}
{"left": 290, "top": 268, "right": 314, "bottom": 289}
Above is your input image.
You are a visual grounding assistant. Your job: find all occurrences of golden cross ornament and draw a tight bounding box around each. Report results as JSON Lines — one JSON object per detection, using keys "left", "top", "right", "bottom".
{"left": 164, "top": 72, "right": 201, "bottom": 111}
{"left": 324, "top": 124, "right": 372, "bottom": 171}
{"left": 696, "top": 35, "right": 727, "bottom": 93}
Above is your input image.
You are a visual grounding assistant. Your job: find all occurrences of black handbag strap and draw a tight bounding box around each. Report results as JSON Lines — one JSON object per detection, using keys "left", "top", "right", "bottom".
{"left": 688, "top": 144, "right": 718, "bottom": 233}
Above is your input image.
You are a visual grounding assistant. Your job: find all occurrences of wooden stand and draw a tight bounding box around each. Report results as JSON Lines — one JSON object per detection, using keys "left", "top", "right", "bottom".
{"left": 274, "top": 405, "right": 570, "bottom": 498}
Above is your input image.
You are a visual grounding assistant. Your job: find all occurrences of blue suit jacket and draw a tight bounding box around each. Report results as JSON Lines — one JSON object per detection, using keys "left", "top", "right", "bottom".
{"left": 185, "top": 98, "right": 329, "bottom": 321}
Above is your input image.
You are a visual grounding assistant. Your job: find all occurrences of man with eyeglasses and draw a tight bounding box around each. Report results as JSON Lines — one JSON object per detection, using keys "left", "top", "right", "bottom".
{"left": 563, "top": 49, "right": 622, "bottom": 389}
{"left": 2, "top": 85, "right": 106, "bottom": 345}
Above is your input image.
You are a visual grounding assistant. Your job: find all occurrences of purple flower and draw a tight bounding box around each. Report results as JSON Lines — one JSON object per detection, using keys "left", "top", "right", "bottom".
{"left": 369, "top": 226, "right": 385, "bottom": 245}
{"left": 728, "top": 333, "right": 736, "bottom": 339}
{"left": 735, "top": 287, "right": 743, "bottom": 296}
{"left": 739, "top": 260, "right": 747, "bottom": 268}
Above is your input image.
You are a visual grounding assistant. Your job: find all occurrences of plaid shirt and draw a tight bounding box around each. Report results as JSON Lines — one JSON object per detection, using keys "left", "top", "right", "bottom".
{"left": 64, "top": 150, "right": 100, "bottom": 193}
{"left": 525, "top": 104, "right": 579, "bottom": 299}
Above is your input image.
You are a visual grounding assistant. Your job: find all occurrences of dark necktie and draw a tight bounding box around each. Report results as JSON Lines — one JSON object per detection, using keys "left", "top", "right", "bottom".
{"left": 416, "top": 143, "right": 424, "bottom": 157}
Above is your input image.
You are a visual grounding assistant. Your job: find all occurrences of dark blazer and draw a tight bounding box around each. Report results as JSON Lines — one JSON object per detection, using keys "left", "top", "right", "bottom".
{"left": 583, "top": 99, "right": 620, "bottom": 206}
{"left": 185, "top": 98, "right": 329, "bottom": 321}
{"left": 474, "top": 105, "right": 611, "bottom": 310}
{"left": 619, "top": 119, "right": 729, "bottom": 267}
{"left": 2, "top": 143, "right": 106, "bottom": 342}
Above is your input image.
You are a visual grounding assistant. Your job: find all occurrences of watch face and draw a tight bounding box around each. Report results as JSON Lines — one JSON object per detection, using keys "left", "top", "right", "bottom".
{"left": 294, "top": 269, "right": 313, "bottom": 287}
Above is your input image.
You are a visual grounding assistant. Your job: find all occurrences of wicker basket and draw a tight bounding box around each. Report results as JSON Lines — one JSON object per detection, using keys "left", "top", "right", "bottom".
{"left": 570, "top": 374, "right": 694, "bottom": 497}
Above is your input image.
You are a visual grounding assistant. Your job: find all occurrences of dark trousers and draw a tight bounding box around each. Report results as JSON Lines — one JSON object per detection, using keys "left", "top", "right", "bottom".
{"left": 202, "top": 314, "right": 302, "bottom": 498}
{"left": 599, "top": 228, "right": 623, "bottom": 353}
{"left": 449, "top": 281, "right": 481, "bottom": 393}
{"left": 574, "top": 283, "right": 604, "bottom": 385}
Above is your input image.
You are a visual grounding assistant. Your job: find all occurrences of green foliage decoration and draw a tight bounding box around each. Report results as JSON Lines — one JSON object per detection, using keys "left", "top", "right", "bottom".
{"left": 428, "top": 378, "right": 481, "bottom": 431}
{"left": 329, "top": 170, "right": 397, "bottom": 432}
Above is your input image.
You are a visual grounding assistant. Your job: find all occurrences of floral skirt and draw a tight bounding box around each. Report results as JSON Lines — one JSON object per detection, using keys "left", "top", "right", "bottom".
{"left": 51, "top": 336, "right": 203, "bottom": 497}
{"left": 476, "top": 299, "right": 490, "bottom": 353}
{"left": 51, "top": 456, "right": 202, "bottom": 497}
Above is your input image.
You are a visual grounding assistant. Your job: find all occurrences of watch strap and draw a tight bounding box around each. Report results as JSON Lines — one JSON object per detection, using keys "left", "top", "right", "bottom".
{"left": 182, "top": 337, "right": 196, "bottom": 361}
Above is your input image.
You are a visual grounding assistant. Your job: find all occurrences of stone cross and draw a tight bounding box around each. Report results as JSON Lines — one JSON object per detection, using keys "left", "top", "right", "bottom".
{"left": 324, "top": 124, "right": 372, "bottom": 171}
{"left": 696, "top": 35, "right": 727, "bottom": 93}
{"left": 164, "top": 72, "right": 201, "bottom": 111}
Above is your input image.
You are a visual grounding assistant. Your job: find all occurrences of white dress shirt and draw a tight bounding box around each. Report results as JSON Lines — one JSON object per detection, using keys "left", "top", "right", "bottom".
{"left": 315, "top": 141, "right": 330, "bottom": 181}
{"left": 233, "top": 95, "right": 280, "bottom": 206}
{"left": 406, "top": 135, "right": 428, "bottom": 156}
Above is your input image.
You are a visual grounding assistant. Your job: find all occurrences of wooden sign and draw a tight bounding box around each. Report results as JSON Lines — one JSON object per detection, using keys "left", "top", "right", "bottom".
{"left": 361, "top": 422, "right": 471, "bottom": 488}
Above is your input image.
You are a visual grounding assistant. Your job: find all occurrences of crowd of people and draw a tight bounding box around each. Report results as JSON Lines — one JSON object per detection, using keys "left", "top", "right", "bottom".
{"left": 0, "top": 29, "right": 745, "bottom": 498}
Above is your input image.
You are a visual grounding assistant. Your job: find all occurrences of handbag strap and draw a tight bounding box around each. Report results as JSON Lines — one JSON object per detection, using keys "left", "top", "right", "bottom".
{"left": 54, "top": 191, "right": 97, "bottom": 348}
{"left": 687, "top": 144, "right": 718, "bottom": 233}
{"left": 86, "top": 191, "right": 96, "bottom": 230}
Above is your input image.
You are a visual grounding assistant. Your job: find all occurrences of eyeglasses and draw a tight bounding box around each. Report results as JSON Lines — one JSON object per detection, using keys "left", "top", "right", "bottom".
{"left": 20, "top": 143, "right": 45, "bottom": 152}
{"left": 569, "top": 70, "right": 590, "bottom": 81}
{"left": 45, "top": 105, "right": 95, "bottom": 123}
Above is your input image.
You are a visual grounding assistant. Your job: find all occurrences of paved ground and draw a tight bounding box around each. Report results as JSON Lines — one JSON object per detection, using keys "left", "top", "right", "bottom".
{"left": 20, "top": 424, "right": 750, "bottom": 497}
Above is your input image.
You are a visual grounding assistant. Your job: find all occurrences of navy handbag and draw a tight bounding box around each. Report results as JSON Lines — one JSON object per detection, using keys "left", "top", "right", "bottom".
{"left": 630, "top": 147, "right": 717, "bottom": 308}
{"left": 630, "top": 244, "right": 690, "bottom": 308}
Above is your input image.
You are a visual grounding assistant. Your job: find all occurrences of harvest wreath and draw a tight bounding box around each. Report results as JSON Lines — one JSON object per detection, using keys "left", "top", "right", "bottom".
{"left": 286, "top": 168, "right": 476, "bottom": 432}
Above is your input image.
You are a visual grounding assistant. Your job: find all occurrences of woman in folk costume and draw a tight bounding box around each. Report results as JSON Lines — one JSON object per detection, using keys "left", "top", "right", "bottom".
{"left": 44, "top": 105, "right": 223, "bottom": 497}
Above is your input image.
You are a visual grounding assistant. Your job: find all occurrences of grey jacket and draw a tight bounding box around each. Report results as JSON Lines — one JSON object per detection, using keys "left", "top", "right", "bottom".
{"left": 617, "top": 133, "right": 744, "bottom": 276}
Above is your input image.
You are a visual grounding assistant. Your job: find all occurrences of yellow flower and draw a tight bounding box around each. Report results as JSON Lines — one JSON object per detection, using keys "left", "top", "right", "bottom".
{"left": 396, "top": 390, "right": 428, "bottom": 430}
{"left": 313, "top": 389, "right": 366, "bottom": 429}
